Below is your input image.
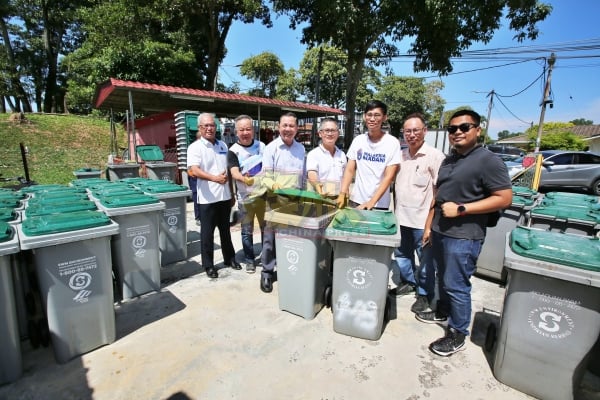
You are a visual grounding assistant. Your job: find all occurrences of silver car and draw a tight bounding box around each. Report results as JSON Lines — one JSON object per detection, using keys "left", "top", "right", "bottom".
{"left": 535, "top": 150, "right": 600, "bottom": 195}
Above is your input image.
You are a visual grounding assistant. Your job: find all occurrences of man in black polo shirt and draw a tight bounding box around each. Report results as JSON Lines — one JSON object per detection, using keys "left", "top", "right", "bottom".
{"left": 415, "top": 109, "right": 512, "bottom": 356}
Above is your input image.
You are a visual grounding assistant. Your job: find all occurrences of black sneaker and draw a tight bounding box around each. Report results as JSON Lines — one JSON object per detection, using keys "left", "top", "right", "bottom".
{"left": 389, "top": 282, "right": 416, "bottom": 297}
{"left": 242, "top": 259, "right": 256, "bottom": 274}
{"left": 415, "top": 309, "right": 448, "bottom": 324}
{"left": 430, "top": 327, "right": 466, "bottom": 356}
{"left": 411, "top": 295, "right": 431, "bottom": 313}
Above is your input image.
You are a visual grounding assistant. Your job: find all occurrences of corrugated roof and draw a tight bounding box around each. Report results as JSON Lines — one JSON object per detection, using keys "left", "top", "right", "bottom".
{"left": 496, "top": 124, "right": 600, "bottom": 145}
{"left": 93, "top": 78, "right": 344, "bottom": 120}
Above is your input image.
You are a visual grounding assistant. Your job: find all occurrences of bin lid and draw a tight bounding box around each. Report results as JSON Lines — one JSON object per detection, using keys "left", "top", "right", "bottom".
{"left": 329, "top": 208, "right": 397, "bottom": 235}
{"left": 70, "top": 178, "right": 108, "bottom": 188}
{"left": 543, "top": 191, "right": 598, "bottom": 203}
{"left": 511, "top": 196, "right": 534, "bottom": 207}
{"left": 25, "top": 200, "right": 97, "bottom": 217}
{"left": 91, "top": 187, "right": 142, "bottom": 197}
{"left": 19, "top": 184, "right": 66, "bottom": 193}
{"left": 74, "top": 167, "right": 101, "bottom": 173}
{"left": 0, "top": 221, "right": 13, "bottom": 241}
{"left": 136, "top": 145, "right": 164, "bottom": 161}
{"left": 118, "top": 177, "right": 153, "bottom": 184}
{"left": 273, "top": 188, "right": 336, "bottom": 205}
{"left": 0, "top": 191, "right": 26, "bottom": 201}
{"left": 96, "top": 193, "right": 159, "bottom": 208}
{"left": 0, "top": 199, "right": 21, "bottom": 208}
{"left": 21, "top": 210, "right": 112, "bottom": 236}
{"left": 530, "top": 205, "right": 600, "bottom": 223}
{"left": 137, "top": 182, "right": 188, "bottom": 193}
{"left": 28, "top": 194, "right": 89, "bottom": 207}
{"left": 33, "top": 191, "right": 89, "bottom": 201}
{"left": 0, "top": 222, "right": 18, "bottom": 255}
{"left": 0, "top": 208, "right": 18, "bottom": 222}
{"left": 540, "top": 197, "right": 600, "bottom": 210}
{"left": 512, "top": 185, "right": 538, "bottom": 198}
{"left": 509, "top": 226, "right": 600, "bottom": 273}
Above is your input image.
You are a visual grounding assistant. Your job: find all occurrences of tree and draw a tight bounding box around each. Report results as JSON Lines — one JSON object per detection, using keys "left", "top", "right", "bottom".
{"left": 525, "top": 122, "right": 586, "bottom": 151}
{"left": 239, "top": 52, "right": 284, "bottom": 98}
{"left": 273, "top": 0, "right": 552, "bottom": 149}
{"left": 276, "top": 67, "right": 302, "bottom": 101}
{"left": 570, "top": 118, "right": 593, "bottom": 125}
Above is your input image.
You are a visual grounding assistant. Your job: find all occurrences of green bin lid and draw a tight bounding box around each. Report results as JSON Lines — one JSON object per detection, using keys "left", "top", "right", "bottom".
{"left": 512, "top": 196, "right": 534, "bottom": 207}
{"left": 34, "top": 191, "right": 89, "bottom": 202}
{"left": 0, "top": 222, "right": 14, "bottom": 241}
{"left": 137, "top": 182, "right": 188, "bottom": 194}
{"left": 97, "top": 193, "right": 159, "bottom": 208}
{"left": 330, "top": 208, "right": 397, "bottom": 235}
{"left": 21, "top": 210, "right": 111, "bottom": 236}
{"left": 92, "top": 187, "right": 143, "bottom": 198}
{"left": 28, "top": 195, "right": 90, "bottom": 207}
{"left": 531, "top": 205, "right": 600, "bottom": 223}
{"left": 512, "top": 186, "right": 538, "bottom": 198}
{"left": 273, "top": 188, "right": 336, "bottom": 205}
{"left": 540, "top": 197, "right": 600, "bottom": 210}
{"left": 26, "top": 200, "right": 97, "bottom": 217}
{"left": 0, "top": 208, "right": 18, "bottom": 222}
{"left": 118, "top": 177, "right": 153, "bottom": 184}
{"left": 543, "top": 191, "right": 598, "bottom": 203}
{"left": 0, "top": 191, "right": 26, "bottom": 200}
{"left": 136, "top": 145, "right": 164, "bottom": 161}
{"left": 70, "top": 178, "right": 108, "bottom": 187}
{"left": 510, "top": 226, "right": 600, "bottom": 272}
{"left": 0, "top": 199, "right": 21, "bottom": 208}
{"left": 19, "top": 184, "right": 66, "bottom": 193}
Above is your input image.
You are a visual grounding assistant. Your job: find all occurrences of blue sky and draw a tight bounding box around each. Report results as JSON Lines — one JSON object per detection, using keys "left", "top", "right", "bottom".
{"left": 220, "top": 0, "right": 600, "bottom": 139}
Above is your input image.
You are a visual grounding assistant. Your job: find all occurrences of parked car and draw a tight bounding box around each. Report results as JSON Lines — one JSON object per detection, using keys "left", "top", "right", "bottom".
{"left": 487, "top": 144, "right": 525, "bottom": 161}
{"left": 503, "top": 156, "right": 525, "bottom": 178}
{"left": 517, "top": 150, "right": 600, "bottom": 195}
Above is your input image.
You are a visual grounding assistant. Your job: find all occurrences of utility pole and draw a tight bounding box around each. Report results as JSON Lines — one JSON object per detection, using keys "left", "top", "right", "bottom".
{"left": 484, "top": 90, "right": 494, "bottom": 144}
{"left": 535, "top": 53, "right": 556, "bottom": 153}
{"left": 311, "top": 46, "right": 324, "bottom": 148}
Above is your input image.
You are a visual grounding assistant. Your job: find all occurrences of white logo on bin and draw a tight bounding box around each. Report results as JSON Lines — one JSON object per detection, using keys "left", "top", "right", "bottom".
{"left": 69, "top": 272, "right": 92, "bottom": 290}
{"left": 528, "top": 306, "right": 574, "bottom": 339}
{"left": 132, "top": 235, "right": 147, "bottom": 256}
{"left": 346, "top": 266, "right": 373, "bottom": 290}
{"left": 286, "top": 250, "right": 299, "bottom": 265}
{"left": 167, "top": 215, "right": 178, "bottom": 226}
{"left": 73, "top": 290, "right": 92, "bottom": 304}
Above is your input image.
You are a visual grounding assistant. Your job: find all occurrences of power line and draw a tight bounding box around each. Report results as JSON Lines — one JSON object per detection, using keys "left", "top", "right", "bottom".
{"left": 496, "top": 70, "right": 545, "bottom": 98}
{"left": 494, "top": 94, "right": 532, "bottom": 125}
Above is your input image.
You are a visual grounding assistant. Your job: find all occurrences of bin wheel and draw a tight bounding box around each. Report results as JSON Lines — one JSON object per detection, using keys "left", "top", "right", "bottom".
{"left": 383, "top": 298, "right": 391, "bottom": 323}
{"left": 28, "top": 320, "right": 41, "bottom": 349}
{"left": 324, "top": 286, "right": 332, "bottom": 308}
{"left": 39, "top": 318, "right": 51, "bottom": 347}
{"left": 485, "top": 323, "right": 497, "bottom": 352}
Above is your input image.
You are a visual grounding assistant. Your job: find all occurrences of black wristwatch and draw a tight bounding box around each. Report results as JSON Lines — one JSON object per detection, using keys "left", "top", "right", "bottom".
{"left": 457, "top": 203, "right": 467, "bottom": 217}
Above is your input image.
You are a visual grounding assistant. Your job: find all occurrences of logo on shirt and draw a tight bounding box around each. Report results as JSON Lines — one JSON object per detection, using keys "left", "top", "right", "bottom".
{"left": 357, "top": 148, "right": 386, "bottom": 163}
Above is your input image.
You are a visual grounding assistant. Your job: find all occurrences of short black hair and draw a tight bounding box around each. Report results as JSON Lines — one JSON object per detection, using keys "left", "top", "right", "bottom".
{"left": 404, "top": 112, "right": 426, "bottom": 126}
{"left": 449, "top": 109, "right": 481, "bottom": 125}
{"left": 364, "top": 100, "right": 388, "bottom": 115}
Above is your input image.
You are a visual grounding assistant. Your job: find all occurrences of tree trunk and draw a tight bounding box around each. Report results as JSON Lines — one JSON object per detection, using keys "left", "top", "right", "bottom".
{"left": 0, "top": 18, "right": 32, "bottom": 112}
{"left": 42, "top": 1, "right": 59, "bottom": 113}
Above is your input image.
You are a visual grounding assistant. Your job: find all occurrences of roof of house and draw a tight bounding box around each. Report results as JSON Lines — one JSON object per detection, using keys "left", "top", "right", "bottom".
{"left": 496, "top": 124, "right": 600, "bottom": 145}
{"left": 93, "top": 78, "right": 344, "bottom": 121}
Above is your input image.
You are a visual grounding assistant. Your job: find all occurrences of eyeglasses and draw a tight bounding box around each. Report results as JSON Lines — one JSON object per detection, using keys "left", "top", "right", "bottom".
{"left": 237, "top": 127, "right": 253, "bottom": 132}
{"left": 447, "top": 123, "right": 478, "bottom": 134}
{"left": 403, "top": 127, "right": 425, "bottom": 135}
{"left": 365, "top": 113, "right": 383, "bottom": 119}
{"left": 320, "top": 129, "right": 339, "bottom": 134}
{"left": 200, "top": 124, "right": 216, "bottom": 129}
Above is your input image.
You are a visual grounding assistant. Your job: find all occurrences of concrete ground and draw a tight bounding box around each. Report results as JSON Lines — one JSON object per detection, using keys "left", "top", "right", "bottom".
{"left": 1, "top": 203, "right": 599, "bottom": 400}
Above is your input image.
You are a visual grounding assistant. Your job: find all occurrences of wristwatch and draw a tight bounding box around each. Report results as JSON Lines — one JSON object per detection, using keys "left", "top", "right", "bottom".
{"left": 457, "top": 203, "right": 467, "bottom": 217}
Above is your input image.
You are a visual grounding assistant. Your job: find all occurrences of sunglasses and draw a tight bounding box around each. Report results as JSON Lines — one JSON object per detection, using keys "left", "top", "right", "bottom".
{"left": 447, "top": 123, "right": 478, "bottom": 134}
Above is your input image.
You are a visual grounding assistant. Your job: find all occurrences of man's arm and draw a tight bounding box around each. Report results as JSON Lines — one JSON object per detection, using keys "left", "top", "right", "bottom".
{"left": 440, "top": 188, "right": 513, "bottom": 218}
{"left": 358, "top": 164, "right": 399, "bottom": 210}
{"left": 336, "top": 159, "right": 356, "bottom": 208}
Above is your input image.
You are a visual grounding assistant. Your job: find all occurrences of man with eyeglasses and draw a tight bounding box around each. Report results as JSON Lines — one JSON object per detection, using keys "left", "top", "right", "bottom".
{"left": 337, "top": 100, "right": 400, "bottom": 210}
{"left": 390, "top": 113, "right": 445, "bottom": 316}
{"left": 259, "top": 112, "right": 306, "bottom": 293}
{"left": 187, "top": 113, "right": 241, "bottom": 279}
{"left": 306, "top": 117, "right": 347, "bottom": 197}
{"left": 227, "top": 115, "right": 267, "bottom": 274}
{"left": 415, "top": 109, "right": 512, "bottom": 357}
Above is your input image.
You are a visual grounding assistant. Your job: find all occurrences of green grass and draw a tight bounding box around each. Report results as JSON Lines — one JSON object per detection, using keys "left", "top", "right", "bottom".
{"left": 0, "top": 113, "right": 127, "bottom": 186}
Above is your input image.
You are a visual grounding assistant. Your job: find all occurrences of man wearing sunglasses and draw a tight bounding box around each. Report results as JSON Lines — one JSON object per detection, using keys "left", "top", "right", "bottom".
{"left": 415, "top": 110, "right": 512, "bottom": 357}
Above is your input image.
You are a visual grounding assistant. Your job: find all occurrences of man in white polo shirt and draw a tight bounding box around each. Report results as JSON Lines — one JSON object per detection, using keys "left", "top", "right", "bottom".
{"left": 187, "top": 113, "right": 241, "bottom": 279}
{"left": 306, "top": 117, "right": 347, "bottom": 197}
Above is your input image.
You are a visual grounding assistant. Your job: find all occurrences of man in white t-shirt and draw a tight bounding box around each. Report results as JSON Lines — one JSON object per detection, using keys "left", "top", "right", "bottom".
{"left": 337, "top": 100, "right": 400, "bottom": 210}
{"left": 187, "top": 113, "right": 241, "bottom": 279}
{"left": 227, "top": 115, "right": 267, "bottom": 274}
{"left": 306, "top": 117, "right": 347, "bottom": 197}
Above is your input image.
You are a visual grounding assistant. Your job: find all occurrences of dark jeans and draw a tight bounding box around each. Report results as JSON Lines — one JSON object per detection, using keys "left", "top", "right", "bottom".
{"left": 238, "top": 195, "right": 266, "bottom": 261}
{"left": 431, "top": 231, "right": 483, "bottom": 336}
{"left": 199, "top": 200, "right": 236, "bottom": 269}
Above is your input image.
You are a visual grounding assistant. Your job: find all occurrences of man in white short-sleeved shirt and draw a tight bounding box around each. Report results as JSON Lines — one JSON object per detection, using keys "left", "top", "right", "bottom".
{"left": 306, "top": 117, "right": 347, "bottom": 197}
{"left": 187, "top": 113, "right": 240, "bottom": 279}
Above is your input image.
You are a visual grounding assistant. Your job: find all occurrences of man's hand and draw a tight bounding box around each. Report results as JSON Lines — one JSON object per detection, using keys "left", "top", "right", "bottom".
{"left": 244, "top": 176, "right": 254, "bottom": 186}
{"left": 213, "top": 171, "right": 228, "bottom": 185}
{"left": 336, "top": 192, "right": 348, "bottom": 209}
{"left": 271, "top": 183, "right": 281, "bottom": 191}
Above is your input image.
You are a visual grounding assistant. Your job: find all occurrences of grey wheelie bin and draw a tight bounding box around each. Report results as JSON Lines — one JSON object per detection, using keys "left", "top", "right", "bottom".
{"left": 476, "top": 195, "right": 536, "bottom": 282}
{"left": 106, "top": 162, "right": 140, "bottom": 181}
{"left": 266, "top": 189, "right": 338, "bottom": 320}
{"left": 73, "top": 167, "right": 102, "bottom": 179}
{"left": 324, "top": 209, "right": 401, "bottom": 340}
{"left": 0, "top": 222, "right": 22, "bottom": 384}
{"left": 136, "top": 145, "right": 177, "bottom": 181}
{"left": 94, "top": 193, "right": 165, "bottom": 300}
{"left": 16, "top": 210, "right": 119, "bottom": 364}
{"left": 135, "top": 180, "right": 191, "bottom": 266}
{"left": 491, "top": 226, "right": 600, "bottom": 400}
